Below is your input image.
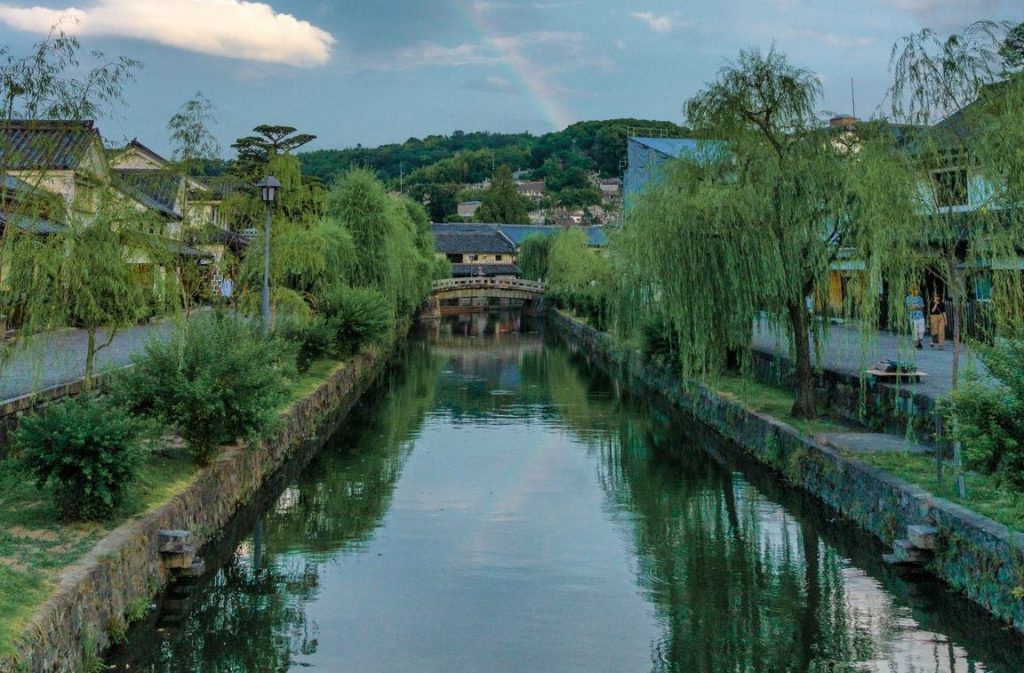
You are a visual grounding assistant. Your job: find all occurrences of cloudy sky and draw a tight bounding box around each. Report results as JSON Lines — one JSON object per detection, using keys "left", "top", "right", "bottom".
{"left": 0, "top": 0, "right": 1019, "bottom": 156}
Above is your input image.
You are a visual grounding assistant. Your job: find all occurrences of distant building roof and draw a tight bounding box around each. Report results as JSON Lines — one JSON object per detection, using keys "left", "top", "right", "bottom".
{"left": 434, "top": 228, "right": 516, "bottom": 255}
{"left": 625, "top": 136, "right": 725, "bottom": 202}
{"left": 193, "top": 174, "right": 248, "bottom": 200}
{"left": 114, "top": 169, "right": 183, "bottom": 219}
{"left": 432, "top": 222, "right": 608, "bottom": 248}
{"left": 3, "top": 173, "right": 35, "bottom": 194}
{"left": 629, "top": 137, "right": 723, "bottom": 161}
{"left": 498, "top": 223, "right": 608, "bottom": 247}
{"left": 517, "top": 180, "right": 545, "bottom": 192}
{"left": 0, "top": 210, "right": 64, "bottom": 235}
{"left": 205, "top": 225, "right": 252, "bottom": 252}
{"left": 451, "top": 263, "right": 521, "bottom": 277}
{"left": 0, "top": 120, "right": 101, "bottom": 171}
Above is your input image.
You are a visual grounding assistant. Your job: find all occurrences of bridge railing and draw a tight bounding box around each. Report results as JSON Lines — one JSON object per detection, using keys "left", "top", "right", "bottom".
{"left": 431, "top": 277, "right": 546, "bottom": 294}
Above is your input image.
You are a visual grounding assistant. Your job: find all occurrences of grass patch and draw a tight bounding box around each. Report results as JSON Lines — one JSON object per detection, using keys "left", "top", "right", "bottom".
{"left": 280, "top": 358, "right": 344, "bottom": 410}
{"left": 706, "top": 373, "right": 853, "bottom": 436}
{"left": 0, "top": 448, "right": 197, "bottom": 658}
{"left": 848, "top": 451, "right": 1024, "bottom": 532}
{"left": 0, "top": 356, "right": 346, "bottom": 659}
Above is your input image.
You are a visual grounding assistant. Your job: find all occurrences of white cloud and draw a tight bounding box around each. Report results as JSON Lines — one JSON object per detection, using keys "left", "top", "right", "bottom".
{"left": 878, "top": 0, "right": 1009, "bottom": 29}
{"left": 631, "top": 11, "right": 674, "bottom": 33}
{"left": 464, "top": 75, "right": 516, "bottom": 93}
{"left": 389, "top": 42, "right": 499, "bottom": 68}
{"left": 0, "top": 0, "right": 335, "bottom": 66}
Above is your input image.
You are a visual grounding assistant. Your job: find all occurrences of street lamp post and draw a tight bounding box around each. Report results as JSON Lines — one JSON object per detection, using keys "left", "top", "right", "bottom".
{"left": 256, "top": 176, "right": 281, "bottom": 334}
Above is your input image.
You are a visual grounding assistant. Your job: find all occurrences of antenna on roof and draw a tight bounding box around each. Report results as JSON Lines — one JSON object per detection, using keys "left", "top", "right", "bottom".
{"left": 851, "top": 78, "right": 857, "bottom": 119}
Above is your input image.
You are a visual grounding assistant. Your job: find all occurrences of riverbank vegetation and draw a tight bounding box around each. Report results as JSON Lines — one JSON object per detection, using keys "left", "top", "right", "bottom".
{"left": 534, "top": 24, "right": 1024, "bottom": 530}
{"left": 0, "top": 156, "right": 439, "bottom": 657}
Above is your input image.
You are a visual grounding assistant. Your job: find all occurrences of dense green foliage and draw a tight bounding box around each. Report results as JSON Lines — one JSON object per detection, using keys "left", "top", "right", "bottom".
{"left": 17, "top": 396, "right": 143, "bottom": 520}
{"left": 614, "top": 48, "right": 922, "bottom": 418}
{"left": 947, "top": 339, "right": 1024, "bottom": 486}
{"left": 474, "top": 166, "right": 531, "bottom": 224}
{"left": 320, "top": 285, "right": 396, "bottom": 357}
{"left": 1, "top": 197, "right": 172, "bottom": 380}
{"left": 518, "top": 235, "right": 552, "bottom": 281}
{"left": 299, "top": 119, "right": 683, "bottom": 221}
{"left": 888, "top": 24, "right": 1024, "bottom": 385}
{"left": 116, "top": 315, "right": 292, "bottom": 462}
{"left": 546, "top": 229, "right": 611, "bottom": 329}
{"left": 276, "top": 316, "right": 335, "bottom": 373}
{"left": 299, "top": 120, "right": 685, "bottom": 185}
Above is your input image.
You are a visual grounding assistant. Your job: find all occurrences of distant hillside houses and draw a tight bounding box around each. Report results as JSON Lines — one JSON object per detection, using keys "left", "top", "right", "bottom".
{"left": 432, "top": 222, "right": 608, "bottom": 278}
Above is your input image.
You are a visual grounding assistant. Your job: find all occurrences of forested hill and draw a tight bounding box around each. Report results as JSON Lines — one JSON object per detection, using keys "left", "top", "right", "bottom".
{"left": 298, "top": 118, "right": 686, "bottom": 186}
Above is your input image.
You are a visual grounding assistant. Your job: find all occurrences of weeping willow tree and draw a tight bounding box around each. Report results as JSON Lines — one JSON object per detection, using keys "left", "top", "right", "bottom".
{"left": 548, "top": 228, "right": 612, "bottom": 328}
{"left": 165, "top": 91, "right": 222, "bottom": 316}
{"left": 237, "top": 153, "right": 344, "bottom": 318}
{"left": 519, "top": 234, "right": 553, "bottom": 281}
{"left": 615, "top": 47, "right": 919, "bottom": 419}
{"left": 1, "top": 194, "right": 170, "bottom": 382}
{"left": 888, "top": 20, "right": 1024, "bottom": 385}
{"left": 325, "top": 168, "right": 437, "bottom": 317}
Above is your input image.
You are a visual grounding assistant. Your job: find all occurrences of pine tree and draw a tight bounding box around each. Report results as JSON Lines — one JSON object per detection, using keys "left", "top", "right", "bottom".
{"left": 475, "top": 165, "right": 530, "bottom": 224}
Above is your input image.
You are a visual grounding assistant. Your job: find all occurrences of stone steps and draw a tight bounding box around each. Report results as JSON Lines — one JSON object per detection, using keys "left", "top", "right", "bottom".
{"left": 883, "top": 525, "right": 938, "bottom": 567}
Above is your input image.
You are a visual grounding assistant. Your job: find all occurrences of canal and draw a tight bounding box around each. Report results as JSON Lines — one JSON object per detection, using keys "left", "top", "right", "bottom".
{"left": 111, "top": 315, "right": 1024, "bottom": 672}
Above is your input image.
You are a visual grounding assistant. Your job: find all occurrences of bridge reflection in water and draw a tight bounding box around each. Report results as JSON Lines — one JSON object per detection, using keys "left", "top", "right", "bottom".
{"left": 425, "top": 277, "right": 546, "bottom": 318}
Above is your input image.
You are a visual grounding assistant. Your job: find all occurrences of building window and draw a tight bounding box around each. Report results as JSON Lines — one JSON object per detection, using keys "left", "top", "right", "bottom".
{"left": 932, "top": 168, "right": 968, "bottom": 208}
{"left": 496, "top": 254, "right": 503, "bottom": 261}
{"left": 975, "top": 276, "right": 993, "bottom": 302}
{"left": 469, "top": 254, "right": 479, "bottom": 261}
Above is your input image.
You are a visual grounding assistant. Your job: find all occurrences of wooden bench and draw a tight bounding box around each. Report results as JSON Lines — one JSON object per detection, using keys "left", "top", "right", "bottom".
{"left": 866, "top": 369, "right": 928, "bottom": 384}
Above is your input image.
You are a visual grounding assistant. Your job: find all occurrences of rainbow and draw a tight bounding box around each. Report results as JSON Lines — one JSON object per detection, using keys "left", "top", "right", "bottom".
{"left": 459, "top": 1, "right": 576, "bottom": 131}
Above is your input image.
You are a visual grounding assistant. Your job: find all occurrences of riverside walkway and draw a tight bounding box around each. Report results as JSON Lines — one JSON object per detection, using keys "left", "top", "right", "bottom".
{"left": 751, "top": 320, "right": 982, "bottom": 400}
{"left": 0, "top": 320, "right": 177, "bottom": 404}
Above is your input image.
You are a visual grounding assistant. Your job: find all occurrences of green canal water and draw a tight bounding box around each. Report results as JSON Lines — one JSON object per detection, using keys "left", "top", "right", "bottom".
{"left": 111, "top": 315, "right": 1024, "bottom": 672}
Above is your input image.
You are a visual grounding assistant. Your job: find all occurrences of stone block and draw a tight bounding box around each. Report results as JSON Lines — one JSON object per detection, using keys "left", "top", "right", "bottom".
{"left": 907, "top": 525, "right": 939, "bottom": 550}
{"left": 162, "top": 545, "right": 196, "bottom": 569}
{"left": 158, "top": 530, "right": 191, "bottom": 554}
{"left": 893, "top": 539, "right": 928, "bottom": 565}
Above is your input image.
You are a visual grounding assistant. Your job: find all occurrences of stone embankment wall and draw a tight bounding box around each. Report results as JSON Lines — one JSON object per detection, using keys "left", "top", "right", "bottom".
{"left": 749, "top": 349, "right": 942, "bottom": 445}
{"left": 1, "top": 349, "right": 385, "bottom": 673}
{"left": 549, "top": 311, "right": 1024, "bottom": 632}
{"left": 0, "top": 368, "right": 128, "bottom": 458}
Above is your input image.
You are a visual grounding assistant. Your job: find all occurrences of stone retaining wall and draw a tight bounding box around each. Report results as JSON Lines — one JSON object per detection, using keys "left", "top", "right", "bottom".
{"left": 549, "top": 311, "right": 1024, "bottom": 632}
{"left": 0, "top": 349, "right": 386, "bottom": 673}
{"left": 749, "top": 349, "right": 943, "bottom": 445}
{"left": 0, "top": 368, "right": 129, "bottom": 459}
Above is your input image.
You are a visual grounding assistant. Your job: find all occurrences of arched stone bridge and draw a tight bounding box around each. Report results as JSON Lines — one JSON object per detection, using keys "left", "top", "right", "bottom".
{"left": 424, "top": 277, "right": 546, "bottom": 316}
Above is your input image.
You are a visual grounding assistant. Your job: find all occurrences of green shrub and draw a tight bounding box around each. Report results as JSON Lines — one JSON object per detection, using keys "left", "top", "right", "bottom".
{"left": 16, "top": 395, "right": 143, "bottom": 520}
{"left": 947, "top": 338, "right": 1024, "bottom": 486}
{"left": 276, "top": 315, "right": 334, "bottom": 372}
{"left": 320, "top": 285, "right": 395, "bottom": 356}
{"left": 641, "top": 312, "right": 682, "bottom": 369}
{"left": 115, "top": 315, "right": 292, "bottom": 463}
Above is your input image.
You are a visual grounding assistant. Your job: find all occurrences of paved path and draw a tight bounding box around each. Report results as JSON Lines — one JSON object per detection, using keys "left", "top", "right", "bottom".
{"left": 824, "top": 432, "right": 932, "bottom": 454}
{"left": 752, "top": 320, "right": 984, "bottom": 400}
{"left": 0, "top": 320, "right": 179, "bottom": 403}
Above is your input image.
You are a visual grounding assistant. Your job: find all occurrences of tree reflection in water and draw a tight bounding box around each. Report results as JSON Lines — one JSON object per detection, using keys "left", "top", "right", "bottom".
{"left": 112, "top": 325, "right": 1022, "bottom": 673}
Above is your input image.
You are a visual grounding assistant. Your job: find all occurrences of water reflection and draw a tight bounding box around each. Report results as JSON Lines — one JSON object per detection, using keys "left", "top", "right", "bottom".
{"left": 110, "top": 314, "right": 1024, "bottom": 673}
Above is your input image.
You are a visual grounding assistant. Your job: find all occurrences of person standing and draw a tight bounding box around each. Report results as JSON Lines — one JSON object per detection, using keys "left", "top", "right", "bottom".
{"left": 906, "top": 287, "right": 926, "bottom": 349}
{"left": 929, "top": 294, "right": 947, "bottom": 350}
